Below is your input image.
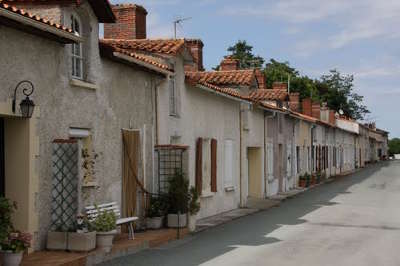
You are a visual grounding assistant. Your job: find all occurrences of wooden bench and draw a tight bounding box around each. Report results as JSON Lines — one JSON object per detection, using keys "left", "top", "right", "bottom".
{"left": 85, "top": 202, "right": 138, "bottom": 240}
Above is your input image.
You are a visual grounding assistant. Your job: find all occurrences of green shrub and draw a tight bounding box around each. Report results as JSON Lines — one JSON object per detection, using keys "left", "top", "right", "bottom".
{"left": 93, "top": 209, "right": 117, "bottom": 232}
{"left": 147, "top": 194, "right": 168, "bottom": 218}
{"left": 167, "top": 170, "right": 189, "bottom": 214}
{"left": 189, "top": 187, "right": 200, "bottom": 215}
{"left": 0, "top": 197, "right": 17, "bottom": 242}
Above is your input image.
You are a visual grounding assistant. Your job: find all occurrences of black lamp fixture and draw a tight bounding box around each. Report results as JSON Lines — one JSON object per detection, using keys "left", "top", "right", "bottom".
{"left": 12, "top": 80, "right": 35, "bottom": 118}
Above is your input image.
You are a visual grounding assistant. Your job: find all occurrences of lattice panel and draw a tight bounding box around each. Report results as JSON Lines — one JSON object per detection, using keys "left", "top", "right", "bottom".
{"left": 156, "top": 147, "right": 185, "bottom": 194}
{"left": 50, "top": 140, "right": 79, "bottom": 231}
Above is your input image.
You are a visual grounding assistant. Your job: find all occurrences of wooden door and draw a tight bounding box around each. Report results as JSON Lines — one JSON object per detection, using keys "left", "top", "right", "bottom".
{"left": 122, "top": 130, "right": 140, "bottom": 219}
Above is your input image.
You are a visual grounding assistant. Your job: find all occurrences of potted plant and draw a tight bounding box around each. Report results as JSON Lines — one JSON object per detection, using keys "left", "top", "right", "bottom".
{"left": 67, "top": 214, "right": 96, "bottom": 252}
{"left": 188, "top": 186, "right": 200, "bottom": 232}
{"left": 146, "top": 195, "right": 167, "bottom": 229}
{"left": 1, "top": 231, "right": 31, "bottom": 266}
{"left": 167, "top": 170, "right": 189, "bottom": 228}
{"left": 93, "top": 209, "right": 117, "bottom": 253}
{"left": 310, "top": 173, "right": 316, "bottom": 186}
{"left": 0, "top": 198, "right": 16, "bottom": 244}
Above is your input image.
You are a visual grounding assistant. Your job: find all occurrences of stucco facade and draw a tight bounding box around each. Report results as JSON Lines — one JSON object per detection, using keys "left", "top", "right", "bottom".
{"left": 157, "top": 58, "right": 242, "bottom": 219}
{"left": 0, "top": 2, "right": 162, "bottom": 249}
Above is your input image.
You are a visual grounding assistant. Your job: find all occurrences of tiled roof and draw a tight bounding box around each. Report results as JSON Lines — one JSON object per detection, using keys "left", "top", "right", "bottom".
{"left": 185, "top": 70, "right": 255, "bottom": 86}
{"left": 3, "top": 0, "right": 115, "bottom": 23}
{"left": 249, "top": 89, "right": 288, "bottom": 102}
{"left": 99, "top": 40, "right": 173, "bottom": 73}
{"left": 0, "top": 2, "right": 73, "bottom": 33}
{"left": 186, "top": 73, "right": 250, "bottom": 101}
{"left": 101, "top": 39, "right": 186, "bottom": 56}
{"left": 290, "top": 111, "right": 317, "bottom": 123}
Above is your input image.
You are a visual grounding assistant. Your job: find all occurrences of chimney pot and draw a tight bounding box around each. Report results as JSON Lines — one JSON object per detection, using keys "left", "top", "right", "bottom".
{"left": 220, "top": 56, "right": 240, "bottom": 71}
{"left": 272, "top": 82, "right": 287, "bottom": 91}
{"left": 184, "top": 39, "right": 204, "bottom": 72}
{"left": 104, "top": 4, "right": 147, "bottom": 40}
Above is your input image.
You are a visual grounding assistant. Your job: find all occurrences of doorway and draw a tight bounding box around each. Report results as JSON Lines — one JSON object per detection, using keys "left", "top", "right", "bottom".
{"left": 0, "top": 118, "right": 4, "bottom": 197}
{"left": 248, "top": 147, "right": 262, "bottom": 198}
{"left": 278, "top": 144, "right": 283, "bottom": 192}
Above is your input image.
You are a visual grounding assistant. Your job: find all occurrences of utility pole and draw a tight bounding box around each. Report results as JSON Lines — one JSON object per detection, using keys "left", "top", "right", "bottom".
{"left": 173, "top": 17, "right": 192, "bottom": 39}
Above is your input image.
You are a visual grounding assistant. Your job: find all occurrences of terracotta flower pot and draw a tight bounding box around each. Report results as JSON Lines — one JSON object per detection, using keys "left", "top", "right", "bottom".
{"left": 299, "top": 180, "right": 306, "bottom": 188}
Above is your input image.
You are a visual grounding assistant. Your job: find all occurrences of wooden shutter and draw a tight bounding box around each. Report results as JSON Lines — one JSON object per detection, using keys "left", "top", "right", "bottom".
{"left": 211, "top": 138, "right": 217, "bottom": 192}
{"left": 196, "top": 138, "right": 203, "bottom": 195}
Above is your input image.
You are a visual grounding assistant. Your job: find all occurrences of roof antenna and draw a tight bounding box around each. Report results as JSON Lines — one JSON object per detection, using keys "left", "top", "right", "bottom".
{"left": 173, "top": 16, "right": 192, "bottom": 39}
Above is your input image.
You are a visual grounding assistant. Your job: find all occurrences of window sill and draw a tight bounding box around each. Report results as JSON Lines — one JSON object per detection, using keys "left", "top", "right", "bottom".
{"left": 200, "top": 191, "right": 215, "bottom": 198}
{"left": 70, "top": 79, "right": 99, "bottom": 90}
{"left": 224, "top": 186, "right": 235, "bottom": 192}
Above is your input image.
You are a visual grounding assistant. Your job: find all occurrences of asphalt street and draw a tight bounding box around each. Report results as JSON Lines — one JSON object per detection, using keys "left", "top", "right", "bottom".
{"left": 103, "top": 161, "right": 400, "bottom": 266}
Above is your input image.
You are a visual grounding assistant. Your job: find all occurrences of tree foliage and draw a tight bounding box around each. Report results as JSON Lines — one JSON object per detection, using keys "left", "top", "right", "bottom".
{"left": 215, "top": 40, "right": 264, "bottom": 70}
{"left": 389, "top": 138, "right": 400, "bottom": 155}
{"left": 218, "top": 40, "right": 370, "bottom": 120}
{"left": 319, "top": 70, "right": 370, "bottom": 120}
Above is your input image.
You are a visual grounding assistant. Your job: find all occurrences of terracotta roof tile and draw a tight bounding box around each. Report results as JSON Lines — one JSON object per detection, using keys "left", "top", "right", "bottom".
{"left": 0, "top": 1, "right": 74, "bottom": 33}
{"left": 101, "top": 39, "right": 186, "bottom": 56}
{"left": 186, "top": 73, "right": 251, "bottom": 101}
{"left": 249, "top": 89, "right": 288, "bottom": 102}
{"left": 185, "top": 70, "right": 255, "bottom": 86}
{"left": 3, "top": 0, "right": 115, "bottom": 23}
{"left": 99, "top": 40, "right": 173, "bottom": 72}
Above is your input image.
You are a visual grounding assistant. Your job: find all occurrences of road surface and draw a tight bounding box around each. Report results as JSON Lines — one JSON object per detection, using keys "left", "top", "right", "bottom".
{"left": 103, "top": 161, "right": 400, "bottom": 266}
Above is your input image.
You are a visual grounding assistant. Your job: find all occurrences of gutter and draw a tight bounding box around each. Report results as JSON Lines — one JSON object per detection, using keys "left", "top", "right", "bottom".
{"left": 0, "top": 8, "right": 82, "bottom": 43}
{"left": 113, "top": 52, "right": 174, "bottom": 77}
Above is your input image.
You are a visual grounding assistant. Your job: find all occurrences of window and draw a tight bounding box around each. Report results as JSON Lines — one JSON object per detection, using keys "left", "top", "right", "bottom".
{"left": 224, "top": 140, "right": 234, "bottom": 188}
{"left": 71, "top": 15, "right": 83, "bottom": 79}
{"left": 169, "top": 76, "right": 177, "bottom": 116}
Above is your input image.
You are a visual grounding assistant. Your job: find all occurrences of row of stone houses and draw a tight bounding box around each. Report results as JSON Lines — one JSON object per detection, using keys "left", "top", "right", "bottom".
{"left": 0, "top": 0, "right": 389, "bottom": 250}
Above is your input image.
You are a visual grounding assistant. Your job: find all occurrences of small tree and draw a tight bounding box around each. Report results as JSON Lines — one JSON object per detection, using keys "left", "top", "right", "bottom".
{"left": 167, "top": 170, "right": 189, "bottom": 214}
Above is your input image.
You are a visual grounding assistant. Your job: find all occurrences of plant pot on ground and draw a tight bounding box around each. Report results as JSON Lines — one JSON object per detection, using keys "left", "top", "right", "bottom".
{"left": 46, "top": 231, "right": 68, "bottom": 251}
{"left": 93, "top": 209, "right": 117, "bottom": 253}
{"left": 298, "top": 175, "right": 306, "bottom": 188}
{"left": 146, "top": 195, "right": 167, "bottom": 230}
{"left": 167, "top": 170, "right": 189, "bottom": 228}
{"left": 188, "top": 187, "right": 200, "bottom": 232}
{"left": 1, "top": 231, "right": 31, "bottom": 266}
{"left": 67, "top": 214, "right": 96, "bottom": 252}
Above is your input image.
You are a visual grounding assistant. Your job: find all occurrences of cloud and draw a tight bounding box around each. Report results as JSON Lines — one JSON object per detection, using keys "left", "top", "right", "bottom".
{"left": 221, "top": 0, "right": 400, "bottom": 53}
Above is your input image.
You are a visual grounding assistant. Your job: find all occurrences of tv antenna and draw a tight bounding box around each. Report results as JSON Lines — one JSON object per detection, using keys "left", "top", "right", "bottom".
{"left": 173, "top": 16, "right": 192, "bottom": 39}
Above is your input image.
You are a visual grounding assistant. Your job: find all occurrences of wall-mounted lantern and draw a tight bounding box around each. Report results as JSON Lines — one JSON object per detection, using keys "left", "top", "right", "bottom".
{"left": 12, "top": 80, "right": 35, "bottom": 118}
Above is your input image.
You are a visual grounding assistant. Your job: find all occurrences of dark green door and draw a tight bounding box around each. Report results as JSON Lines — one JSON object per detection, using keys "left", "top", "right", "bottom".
{"left": 0, "top": 118, "right": 4, "bottom": 197}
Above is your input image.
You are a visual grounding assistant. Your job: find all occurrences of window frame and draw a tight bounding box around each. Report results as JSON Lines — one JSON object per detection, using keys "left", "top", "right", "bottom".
{"left": 70, "top": 14, "right": 83, "bottom": 80}
{"left": 169, "top": 75, "right": 178, "bottom": 117}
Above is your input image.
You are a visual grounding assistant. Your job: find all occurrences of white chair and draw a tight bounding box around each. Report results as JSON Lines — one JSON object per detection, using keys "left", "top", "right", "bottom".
{"left": 85, "top": 202, "right": 138, "bottom": 240}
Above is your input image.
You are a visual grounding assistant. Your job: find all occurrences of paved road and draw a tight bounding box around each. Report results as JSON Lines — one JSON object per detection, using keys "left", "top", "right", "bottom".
{"left": 103, "top": 161, "right": 400, "bottom": 266}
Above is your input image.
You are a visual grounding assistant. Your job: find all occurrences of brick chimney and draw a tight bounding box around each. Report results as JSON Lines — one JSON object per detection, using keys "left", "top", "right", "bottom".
{"left": 329, "top": 110, "right": 336, "bottom": 125}
{"left": 312, "top": 101, "right": 321, "bottom": 119}
{"left": 220, "top": 56, "right": 239, "bottom": 71}
{"left": 272, "top": 82, "right": 287, "bottom": 91}
{"left": 255, "top": 69, "right": 266, "bottom": 90}
{"left": 104, "top": 4, "right": 147, "bottom": 40}
{"left": 184, "top": 39, "right": 204, "bottom": 72}
{"left": 289, "top": 93, "right": 300, "bottom": 112}
{"left": 302, "top": 98, "right": 312, "bottom": 117}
